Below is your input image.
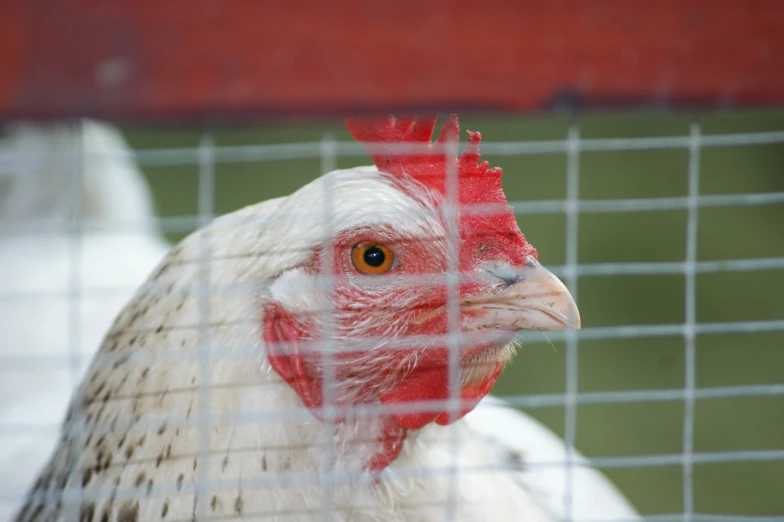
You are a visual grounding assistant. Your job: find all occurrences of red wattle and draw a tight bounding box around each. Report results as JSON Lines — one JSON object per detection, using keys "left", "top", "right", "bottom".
{"left": 379, "top": 366, "right": 447, "bottom": 429}
{"left": 379, "top": 362, "right": 503, "bottom": 430}
{"left": 434, "top": 365, "right": 503, "bottom": 426}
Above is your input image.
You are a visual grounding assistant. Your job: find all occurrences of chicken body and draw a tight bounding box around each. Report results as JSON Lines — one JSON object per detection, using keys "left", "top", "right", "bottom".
{"left": 15, "top": 118, "right": 638, "bottom": 521}
{"left": 0, "top": 121, "right": 169, "bottom": 520}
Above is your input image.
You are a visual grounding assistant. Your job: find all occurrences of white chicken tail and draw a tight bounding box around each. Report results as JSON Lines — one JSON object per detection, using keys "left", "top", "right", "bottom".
{"left": 0, "top": 120, "right": 170, "bottom": 521}
{"left": 0, "top": 119, "right": 159, "bottom": 232}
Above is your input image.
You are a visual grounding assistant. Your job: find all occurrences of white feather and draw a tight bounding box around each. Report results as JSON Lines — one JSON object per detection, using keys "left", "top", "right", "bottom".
{"left": 464, "top": 396, "right": 640, "bottom": 522}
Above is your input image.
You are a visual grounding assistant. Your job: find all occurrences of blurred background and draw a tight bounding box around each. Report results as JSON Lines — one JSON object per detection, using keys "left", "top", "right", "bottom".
{"left": 120, "top": 109, "right": 784, "bottom": 515}
{"left": 2, "top": 1, "right": 783, "bottom": 519}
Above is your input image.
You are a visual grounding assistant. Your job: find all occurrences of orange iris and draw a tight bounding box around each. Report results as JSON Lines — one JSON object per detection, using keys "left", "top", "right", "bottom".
{"left": 351, "top": 241, "right": 394, "bottom": 275}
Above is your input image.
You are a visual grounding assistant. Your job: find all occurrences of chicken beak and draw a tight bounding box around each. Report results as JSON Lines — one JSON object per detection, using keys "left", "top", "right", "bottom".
{"left": 463, "top": 260, "right": 581, "bottom": 332}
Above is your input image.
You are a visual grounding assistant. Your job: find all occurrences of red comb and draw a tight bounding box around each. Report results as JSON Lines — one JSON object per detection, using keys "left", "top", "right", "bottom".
{"left": 346, "top": 114, "right": 536, "bottom": 266}
{"left": 345, "top": 114, "right": 504, "bottom": 207}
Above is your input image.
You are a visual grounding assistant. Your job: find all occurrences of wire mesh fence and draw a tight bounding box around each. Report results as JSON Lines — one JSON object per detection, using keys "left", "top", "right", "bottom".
{"left": 1, "top": 113, "right": 783, "bottom": 521}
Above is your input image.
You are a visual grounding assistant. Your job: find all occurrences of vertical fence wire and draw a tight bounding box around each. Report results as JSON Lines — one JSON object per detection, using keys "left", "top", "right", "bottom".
{"left": 64, "top": 121, "right": 85, "bottom": 522}
{"left": 196, "top": 132, "right": 216, "bottom": 520}
{"left": 563, "top": 125, "right": 581, "bottom": 522}
{"left": 319, "top": 132, "right": 338, "bottom": 522}
{"left": 682, "top": 122, "right": 702, "bottom": 521}
{"left": 444, "top": 132, "right": 463, "bottom": 522}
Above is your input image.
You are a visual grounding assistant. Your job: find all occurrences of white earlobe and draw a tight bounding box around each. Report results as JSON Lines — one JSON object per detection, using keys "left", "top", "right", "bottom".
{"left": 268, "top": 268, "right": 322, "bottom": 316}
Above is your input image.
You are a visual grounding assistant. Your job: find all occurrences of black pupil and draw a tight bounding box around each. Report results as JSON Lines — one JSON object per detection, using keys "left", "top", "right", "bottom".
{"left": 363, "top": 246, "right": 386, "bottom": 267}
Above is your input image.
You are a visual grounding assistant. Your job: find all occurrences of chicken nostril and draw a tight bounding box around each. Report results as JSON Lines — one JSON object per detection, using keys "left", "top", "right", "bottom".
{"left": 485, "top": 263, "right": 523, "bottom": 287}
{"left": 497, "top": 273, "right": 522, "bottom": 286}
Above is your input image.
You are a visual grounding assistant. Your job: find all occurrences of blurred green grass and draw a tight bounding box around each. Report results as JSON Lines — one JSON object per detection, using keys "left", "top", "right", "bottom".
{"left": 121, "top": 108, "right": 784, "bottom": 516}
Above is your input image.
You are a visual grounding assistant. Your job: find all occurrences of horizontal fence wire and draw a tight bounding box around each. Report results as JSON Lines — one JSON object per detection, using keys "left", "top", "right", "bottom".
{"left": 2, "top": 192, "right": 784, "bottom": 238}
{"left": 0, "top": 312, "right": 783, "bottom": 363}
{"left": 1, "top": 256, "right": 783, "bottom": 305}
{"left": 2, "top": 193, "right": 784, "bottom": 238}
{"left": 5, "top": 446, "right": 784, "bottom": 515}
{"left": 1, "top": 129, "right": 777, "bottom": 167}
{"left": 2, "top": 129, "right": 784, "bottom": 169}
{"left": 3, "top": 382, "right": 784, "bottom": 435}
{"left": 1, "top": 126, "right": 782, "bottom": 519}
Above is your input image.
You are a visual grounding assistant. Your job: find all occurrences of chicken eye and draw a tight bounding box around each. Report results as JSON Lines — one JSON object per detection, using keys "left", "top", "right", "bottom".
{"left": 351, "top": 241, "right": 394, "bottom": 275}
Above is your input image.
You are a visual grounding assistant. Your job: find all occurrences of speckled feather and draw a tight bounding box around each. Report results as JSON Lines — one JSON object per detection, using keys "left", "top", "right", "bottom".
{"left": 13, "top": 170, "right": 548, "bottom": 522}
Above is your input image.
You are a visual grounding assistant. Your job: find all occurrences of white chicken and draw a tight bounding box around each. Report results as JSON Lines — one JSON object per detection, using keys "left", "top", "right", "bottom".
{"left": 14, "top": 115, "right": 638, "bottom": 522}
{"left": 0, "top": 121, "right": 169, "bottom": 520}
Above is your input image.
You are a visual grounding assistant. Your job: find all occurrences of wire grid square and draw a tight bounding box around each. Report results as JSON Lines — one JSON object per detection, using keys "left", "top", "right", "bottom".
{"left": 1, "top": 116, "right": 783, "bottom": 521}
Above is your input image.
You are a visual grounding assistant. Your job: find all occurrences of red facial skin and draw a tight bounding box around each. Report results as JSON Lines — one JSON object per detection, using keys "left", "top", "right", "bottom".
{"left": 265, "top": 115, "right": 537, "bottom": 474}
